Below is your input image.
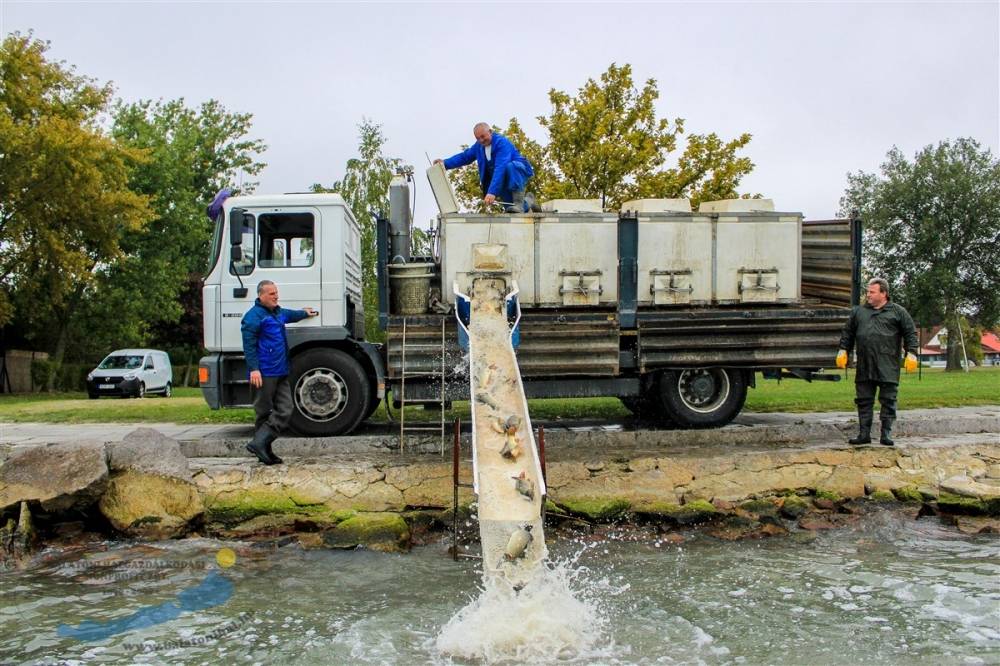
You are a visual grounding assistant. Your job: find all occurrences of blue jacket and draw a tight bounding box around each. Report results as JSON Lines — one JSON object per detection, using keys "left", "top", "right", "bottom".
{"left": 443, "top": 133, "right": 533, "bottom": 197}
{"left": 241, "top": 300, "right": 309, "bottom": 377}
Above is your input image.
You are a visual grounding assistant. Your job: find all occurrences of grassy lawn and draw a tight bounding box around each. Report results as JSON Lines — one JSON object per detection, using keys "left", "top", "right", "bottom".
{"left": 0, "top": 368, "right": 996, "bottom": 425}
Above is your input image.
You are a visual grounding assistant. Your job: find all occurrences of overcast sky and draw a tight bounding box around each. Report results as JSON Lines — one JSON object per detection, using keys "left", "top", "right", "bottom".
{"left": 4, "top": 1, "right": 998, "bottom": 227}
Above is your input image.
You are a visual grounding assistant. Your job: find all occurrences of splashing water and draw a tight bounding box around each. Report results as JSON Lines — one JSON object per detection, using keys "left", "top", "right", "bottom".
{"left": 436, "top": 549, "right": 626, "bottom": 663}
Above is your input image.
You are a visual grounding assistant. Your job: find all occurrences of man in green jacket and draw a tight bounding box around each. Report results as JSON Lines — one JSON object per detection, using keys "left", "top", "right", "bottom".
{"left": 836, "top": 278, "right": 919, "bottom": 446}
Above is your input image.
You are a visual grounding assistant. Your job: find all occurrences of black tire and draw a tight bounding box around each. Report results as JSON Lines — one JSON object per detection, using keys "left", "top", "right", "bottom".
{"left": 162, "top": 383, "right": 172, "bottom": 398}
{"left": 658, "top": 368, "right": 747, "bottom": 428}
{"left": 288, "top": 348, "right": 371, "bottom": 436}
{"left": 620, "top": 396, "right": 657, "bottom": 417}
{"left": 88, "top": 393, "right": 99, "bottom": 400}
{"left": 362, "top": 388, "right": 382, "bottom": 422}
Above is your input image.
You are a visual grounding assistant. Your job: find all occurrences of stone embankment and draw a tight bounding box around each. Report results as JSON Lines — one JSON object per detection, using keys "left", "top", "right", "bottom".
{"left": 1, "top": 408, "right": 998, "bottom": 564}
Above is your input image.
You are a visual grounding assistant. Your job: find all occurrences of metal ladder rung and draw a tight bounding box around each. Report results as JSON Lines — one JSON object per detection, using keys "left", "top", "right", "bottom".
{"left": 399, "top": 317, "right": 447, "bottom": 455}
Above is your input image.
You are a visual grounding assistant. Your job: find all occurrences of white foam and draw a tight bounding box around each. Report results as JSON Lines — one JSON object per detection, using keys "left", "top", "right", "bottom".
{"left": 435, "top": 556, "right": 619, "bottom": 663}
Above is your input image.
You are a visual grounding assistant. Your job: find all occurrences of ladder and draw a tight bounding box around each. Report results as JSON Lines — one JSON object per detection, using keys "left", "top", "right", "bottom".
{"left": 398, "top": 317, "right": 447, "bottom": 454}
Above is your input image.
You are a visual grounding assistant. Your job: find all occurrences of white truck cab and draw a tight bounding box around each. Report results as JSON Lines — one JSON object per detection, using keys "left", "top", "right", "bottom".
{"left": 200, "top": 192, "right": 384, "bottom": 436}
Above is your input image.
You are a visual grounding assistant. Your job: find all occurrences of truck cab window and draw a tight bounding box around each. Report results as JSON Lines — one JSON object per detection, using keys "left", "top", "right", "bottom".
{"left": 258, "top": 212, "right": 315, "bottom": 268}
{"left": 230, "top": 214, "right": 256, "bottom": 275}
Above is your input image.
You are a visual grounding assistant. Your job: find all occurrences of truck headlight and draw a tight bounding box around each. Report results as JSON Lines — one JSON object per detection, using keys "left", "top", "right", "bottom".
{"left": 124, "top": 372, "right": 137, "bottom": 380}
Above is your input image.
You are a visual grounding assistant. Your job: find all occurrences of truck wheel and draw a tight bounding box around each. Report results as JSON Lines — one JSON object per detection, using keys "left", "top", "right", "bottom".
{"left": 289, "top": 348, "right": 371, "bottom": 436}
{"left": 363, "top": 388, "right": 382, "bottom": 421}
{"left": 658, "top": 368, "right": 747, "bottom": 428}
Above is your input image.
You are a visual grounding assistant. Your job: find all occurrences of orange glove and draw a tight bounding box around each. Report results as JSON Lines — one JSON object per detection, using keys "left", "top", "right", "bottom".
{"left": 904, "top": 353, "right": 918, "bottom": 372}
{"left": 835, "top": 350, "right": 848, "bottom": 369}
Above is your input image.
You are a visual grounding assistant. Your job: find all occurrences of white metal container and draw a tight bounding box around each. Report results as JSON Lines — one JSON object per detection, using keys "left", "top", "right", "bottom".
{"left": 537, "top": 215, "right": 619, "bottom": 306}
{"left": 698, "top": 198, "right": 775, "bottom": 213}
{"left": 540, "top": 199, "right": 603, "bottom": 213}
{"left": 621, "top": 198, "right": 692, "bottom": 213}
{"left": 441, "top": 215, "right": 536, "bottom": 304}
{"left": 636, "top": 213, "right": 713, "bottom": 305}
{"left": 714, "top": 212, "right": 802, "bottom": 303}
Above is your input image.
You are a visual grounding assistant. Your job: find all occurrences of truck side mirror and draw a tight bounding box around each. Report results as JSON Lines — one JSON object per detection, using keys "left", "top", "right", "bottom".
{"left": 229, "top": 207, "right": 246, "bottom": 246}
{"left": 231, "top": 245, "right": 242, "bottom": 262}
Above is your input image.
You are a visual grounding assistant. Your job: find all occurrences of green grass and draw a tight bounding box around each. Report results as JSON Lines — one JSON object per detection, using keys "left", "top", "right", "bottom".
{"left": 0, "top": 368, "right": 996, "bottom": 425}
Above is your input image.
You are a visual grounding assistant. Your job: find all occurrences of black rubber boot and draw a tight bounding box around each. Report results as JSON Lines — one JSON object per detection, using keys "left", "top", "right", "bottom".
{"left": 879, "top": 419, "right": 895, "bottom": 447}
{"left": 246, "top": 426, "right": 279, "bottom": 465}
{"left": 525, "top": 192, "right": 541, "bottom": 213}
{"left": 849, "top": 409, "right": 873, "bottom": 445}
{"left": 262, "top": 429, "right": 283, "bottom": 464}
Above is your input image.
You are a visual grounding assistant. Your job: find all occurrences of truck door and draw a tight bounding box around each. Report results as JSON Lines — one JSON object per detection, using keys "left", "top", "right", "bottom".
{"left": 220, "top": 208, "right": 322, "bottom": 349}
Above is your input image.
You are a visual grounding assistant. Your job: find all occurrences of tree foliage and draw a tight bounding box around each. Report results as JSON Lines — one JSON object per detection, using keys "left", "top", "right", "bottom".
{"left": 450, "top": 63, "right": 756, "bottom": 211}
{"left": 313, "top": 119, "right": 411, "bottom": 342}
{"left": 839, "top": 138, "right": 1000, "bottom": 370}
{"left": 0, "top": 33, "right": 153, "bottom": 370}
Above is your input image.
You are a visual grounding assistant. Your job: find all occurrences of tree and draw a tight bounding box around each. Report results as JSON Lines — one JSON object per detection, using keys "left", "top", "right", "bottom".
{"left": 0, "top": 33, "right": 153, "bottom": 379}
{"left": 313, "top": 119, "right": 411, "bottom": 342}
{"left": 840, "top": 138, "right": 1000, "bottom": 370}
{"left": 449, "top": 63, "right": 756, "bottom": 211}
{"left": 92, "top": 98, "right": 266, "bottom": 357}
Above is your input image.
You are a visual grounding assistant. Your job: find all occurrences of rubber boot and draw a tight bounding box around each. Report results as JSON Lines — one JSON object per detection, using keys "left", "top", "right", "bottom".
{"left": 262, "top": 428, "right": 283, "bottom": 464}
{"left": 848, "top": 409, "right": 872, "bottom": 445}
{"left": 879, "top": 419, "right": 895, "bottom": 447}
{"left": 506, "top": 190, "right": 526, "bottom": 213}
{"left": 246, "top": 426, "right": 279, "bottom": 465}
{"left": 525, "top": 192, "right": 541, "bottom": 213}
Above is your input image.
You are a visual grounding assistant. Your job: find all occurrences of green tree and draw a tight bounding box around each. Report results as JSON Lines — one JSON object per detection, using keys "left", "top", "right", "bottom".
{"left": 89, "top": 98, "right": 266, "bottom": 358}
{"left": 449, "top": 63, "right": 756, "bottom": 211}
{"left": 839, "top": 138, "right": 1000, "bottom": 370}
{"left": 0, "top": 33, "right": 153, "bottom": 380}
{"left": 313, "top": 119, "right": 411, "bottom": 342}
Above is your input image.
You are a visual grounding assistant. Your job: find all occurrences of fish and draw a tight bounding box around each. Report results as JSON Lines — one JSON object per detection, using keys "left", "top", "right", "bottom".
{"left": 475, "top": 392, "right": 499, "bottom": 410}
{"left": 476, "top": 363, "right": 497, "bottom": 390}
{"left": 501, "top": 524, "right": 534, "bottom": 564}
{"left": 499, "top": 433, "right": 522, "bottom": 461}
{"left": 502, "top": 415, "right": 521, "bottom": 435}
{"left": 512, "top": 471, "right": 535, "bottom": 501}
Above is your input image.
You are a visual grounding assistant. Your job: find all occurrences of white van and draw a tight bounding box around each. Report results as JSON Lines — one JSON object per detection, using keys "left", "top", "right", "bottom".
{"left": 86, "top": 349, "right": 173, "bottom": 399}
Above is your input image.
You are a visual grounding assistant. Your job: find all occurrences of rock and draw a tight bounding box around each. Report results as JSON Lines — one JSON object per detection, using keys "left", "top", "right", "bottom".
{"left": 0, "top": 501, "right": 36, "bottom": 565}
{"left": 813, "top": 497, "right": 838, "bottom": 511}
{"left": 707, "top": 515, "right": 783, "bottom": 540}
{"left": 948, "top": 516, "right": 1000, "bottom": 535}
{"left": 939, "top": 476, "right": 1000, "bottom": 514}
{"left": 98, "top": 471, "right": 204, "bottom": 539}
{"left": 635, "top": 500, "right": 719, "bottom": 526}
{"left": 585, "top": 461, "right": 606, "bottom": 473}
{"left": 936, "top": 492, "right": 1000, "bottom": 517}
{"left": 869, "top": 490, "right": 897, "bottom": 503}
{"left": 107, "top": 428, "right": 192, "bottom": 482}
{"left": 891, "top": 486, "right": 924, "bottom": 503}
{"left": 322, "top": 512, "right": 410, "bottom": 553}
{"left": 779, "top": 495, "right": 810, "bottom": 519}
{"left": 740, "top": 498, "right": 780, "bottom": 519}
{"left": 0, "top": 442, "right": 108, "bottom": 513}
{"left": 799, "top": 517, "right": 837, "bottom": 530}
{"left": 559, "top": 497, "right": 631, "bottom": 522}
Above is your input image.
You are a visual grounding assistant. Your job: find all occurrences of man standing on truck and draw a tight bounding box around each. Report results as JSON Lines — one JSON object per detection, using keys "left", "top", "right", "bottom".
{"left": 836, "top": 277, "right": 919, "bottom": 446}
{"left": 242, "top": 280, "right": 318, "bottom": 465}
{"left": 435, "top": 123, "right": 539, "bottom": 213}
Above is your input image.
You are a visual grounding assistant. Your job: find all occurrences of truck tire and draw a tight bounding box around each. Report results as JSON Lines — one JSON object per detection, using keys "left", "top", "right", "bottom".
{"left": 289, "top": 348, "right": 371, "bottom": 436}
{"left": 620, "top": 396, "right": 669, "bottom": 422}
{"left": 658, "top": 368, "right": 747, "bottom": 428}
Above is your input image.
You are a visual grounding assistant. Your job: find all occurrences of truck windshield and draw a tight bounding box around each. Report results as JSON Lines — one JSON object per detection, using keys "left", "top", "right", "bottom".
{"left": 98, "top": 355, "right": 145, "bottom": 370}
{"left": 206, "top": 212, "right": 224, "bottom": 273}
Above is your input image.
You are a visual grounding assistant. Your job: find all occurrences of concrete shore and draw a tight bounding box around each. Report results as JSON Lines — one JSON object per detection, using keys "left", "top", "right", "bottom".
{"left": 2, "top": 407, "right": 998, "bottom": 558}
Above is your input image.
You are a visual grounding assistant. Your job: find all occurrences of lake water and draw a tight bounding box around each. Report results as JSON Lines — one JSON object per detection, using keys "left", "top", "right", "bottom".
{"left": 1, "top": 510, "right": 997, "bottom": 665}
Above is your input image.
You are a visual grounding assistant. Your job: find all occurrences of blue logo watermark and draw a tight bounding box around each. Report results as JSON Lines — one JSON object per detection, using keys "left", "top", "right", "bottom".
{"left": 57, "top": 548, "right": 238, "bottom": 643}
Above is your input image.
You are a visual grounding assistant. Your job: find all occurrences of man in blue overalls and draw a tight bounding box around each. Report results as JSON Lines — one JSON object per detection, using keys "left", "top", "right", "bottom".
{"left": 241, "top": 280, "right": 318, "bottom": 465}
{"left": 436, "top": 123, "right": 538, "bottom": 213}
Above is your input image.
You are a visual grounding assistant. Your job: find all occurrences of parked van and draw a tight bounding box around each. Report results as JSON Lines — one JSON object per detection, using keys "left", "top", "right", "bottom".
{"left": 86, "top": 349, "right": 173, "bottom": 399}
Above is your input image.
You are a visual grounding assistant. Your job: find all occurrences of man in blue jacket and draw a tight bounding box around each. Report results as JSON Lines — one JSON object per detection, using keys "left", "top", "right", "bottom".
{"left": 436, "top": 123, "right": 538, "bottom": 213}
{"left": 241, "top": 280, "right": 318, "bottom": 464}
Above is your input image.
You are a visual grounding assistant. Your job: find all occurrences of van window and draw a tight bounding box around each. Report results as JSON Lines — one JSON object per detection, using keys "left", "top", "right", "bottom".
{"left": 257, "top": 212, "right": 315, "bottom": 268}
{"left": 99, "top": 355, "right": 144, "bottom": 370}
{"left": 230, "top": 214, "right": 256, "bottom": 275}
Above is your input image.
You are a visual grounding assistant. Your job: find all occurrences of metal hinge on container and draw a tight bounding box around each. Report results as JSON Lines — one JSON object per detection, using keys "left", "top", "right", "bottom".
{"left": 558, "top": 270, "right": 604, "bottom": 296}
{"left": 649, "top": 269, "right": 694, "bottom": 295}
{"left": 738, "top": 267, "right": 781, "bottom": 293}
